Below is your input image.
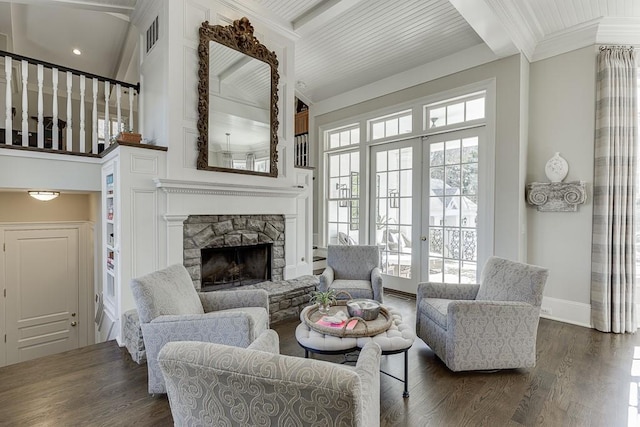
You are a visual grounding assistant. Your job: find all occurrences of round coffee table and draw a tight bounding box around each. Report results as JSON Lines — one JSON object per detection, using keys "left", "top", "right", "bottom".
{"left": 295, "top": 305, "right": 415, "bottom": 398}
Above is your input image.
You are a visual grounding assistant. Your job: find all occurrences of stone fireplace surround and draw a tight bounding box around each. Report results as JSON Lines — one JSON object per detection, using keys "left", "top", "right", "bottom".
{"left": 182, "top": 214, "right": 319, "bottom": 324}
{"left": 183, "top": 214, "right": 286, "bottom": 289}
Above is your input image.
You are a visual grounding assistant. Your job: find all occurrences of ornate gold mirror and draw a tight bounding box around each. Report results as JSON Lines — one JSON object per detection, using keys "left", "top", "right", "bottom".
{"left": 197, "top": 18, "right": 279, "bottom": 177}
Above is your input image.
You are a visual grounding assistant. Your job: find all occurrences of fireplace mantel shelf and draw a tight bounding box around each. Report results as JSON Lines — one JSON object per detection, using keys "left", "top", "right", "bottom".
{"left": 154, "top": 179, "right": 306, "bottom": 197}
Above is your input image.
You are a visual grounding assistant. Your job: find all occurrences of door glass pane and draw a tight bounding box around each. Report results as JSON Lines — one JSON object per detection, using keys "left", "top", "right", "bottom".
{"left": 375, "top": 146, "right": 412, "bottom": 279}
{"left": 430, "top": 142, "right": 444, "bottom": 166}
{"left": 426, "top": 131, "right": 480, "bottom": 284}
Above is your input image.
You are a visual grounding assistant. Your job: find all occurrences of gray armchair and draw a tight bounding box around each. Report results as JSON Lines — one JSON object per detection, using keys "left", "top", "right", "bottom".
{"left": 319, "top": 244, "right": 384, "bottom": 302}
{"left": 158, "top": 330, "right": 382, "bottom": 427}
{"left": 130, "top": 264, "right": 269, "bottom": 394}
{"left": 416, "top": 256, "right": 549, "bottom": 371}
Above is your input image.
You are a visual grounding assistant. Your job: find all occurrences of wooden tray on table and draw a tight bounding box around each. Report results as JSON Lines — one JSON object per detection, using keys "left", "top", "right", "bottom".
{"left": 302, "top": 300, "right": 392, "bottom": 338}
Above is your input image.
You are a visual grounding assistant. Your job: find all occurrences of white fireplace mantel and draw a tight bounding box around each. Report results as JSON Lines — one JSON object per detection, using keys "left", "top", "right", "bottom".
{"left": 154, "top": 178, "right": 306, "bottom": 198}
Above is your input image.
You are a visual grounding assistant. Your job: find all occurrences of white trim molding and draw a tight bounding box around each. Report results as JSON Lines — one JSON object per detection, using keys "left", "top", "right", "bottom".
{"left": 154, "top": 178, "right": 306, "bottom": 197}
{"left": 540, "top": 296, "right": 591, "bottom": 329}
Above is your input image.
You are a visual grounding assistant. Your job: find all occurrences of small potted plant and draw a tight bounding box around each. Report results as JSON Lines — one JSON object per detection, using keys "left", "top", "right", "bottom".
{"left": 310, "top": 289, "right": 337, "bottom": 314}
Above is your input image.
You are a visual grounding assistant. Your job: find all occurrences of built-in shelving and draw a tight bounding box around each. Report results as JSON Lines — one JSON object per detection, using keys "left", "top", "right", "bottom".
{"left": 102, "top": 165, "right": 117, "bottom": 311}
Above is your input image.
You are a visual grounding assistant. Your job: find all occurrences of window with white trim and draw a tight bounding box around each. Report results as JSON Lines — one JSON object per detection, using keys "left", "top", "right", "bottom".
{"left": 369, "top": 110, "right": 412, "bottom": 140}
{"left": 328, "top": 125, "right": 359, "bottom": 149}
{"left": 424, "top": 92, "right": 485, "bottom": 130}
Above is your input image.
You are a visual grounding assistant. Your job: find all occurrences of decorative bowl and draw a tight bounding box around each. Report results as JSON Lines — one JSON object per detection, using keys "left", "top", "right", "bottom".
{"left": 346, "top": 299, "right": 381, "bottom": 321}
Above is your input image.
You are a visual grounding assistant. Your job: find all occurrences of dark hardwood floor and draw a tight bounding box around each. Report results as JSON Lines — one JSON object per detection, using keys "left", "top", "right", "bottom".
{"left": 0, "top": 292, "right": 638, "bottom": 426}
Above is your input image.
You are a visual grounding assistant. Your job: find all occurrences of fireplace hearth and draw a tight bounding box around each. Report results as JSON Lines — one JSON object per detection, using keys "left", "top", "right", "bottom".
{"left": 201, "top": 243, "right": 272, "bottom": 290}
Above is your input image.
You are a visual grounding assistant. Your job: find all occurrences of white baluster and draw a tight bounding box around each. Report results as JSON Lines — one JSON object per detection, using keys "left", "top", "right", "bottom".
{"left": 37, "top": 64, "right": 44, "bottom": 148}
{"left": 104, "top": 81, "right": 110, "bottom": 145}
{"left": 21, "top": 60, "right": 28, "bottom": 147}
{"left": 92, "top": 78, "right": 98, "bottom": 153}
{"left": 79, "top": 75, "right": 86, "bottom": 153}
{"left": 66, "top": 71, "right": 72, "bottom": 151}
{"left": 52, "top": 68, "right": 59, "bottom": 150}
{"left": 4, "top": 56, "right": 12, "bottom": 144}
{"left": 116, "top": 84, "right": 122, "bottom": 134}
{"left": 128, "top": 88, "right": 134, "bottom": 133}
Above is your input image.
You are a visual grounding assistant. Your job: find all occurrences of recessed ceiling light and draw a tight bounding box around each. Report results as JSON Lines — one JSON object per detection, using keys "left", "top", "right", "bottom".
{"left": 73, "top": 48, "right": 82, "bottom": 55}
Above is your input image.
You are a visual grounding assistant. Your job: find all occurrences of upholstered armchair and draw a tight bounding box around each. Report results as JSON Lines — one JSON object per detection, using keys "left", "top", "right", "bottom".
{"left": 158, "top": 330, "right": 382, "bottom": 427}
{"left": 416, "top": 256, "right": 549, "bottom": 371}
{"left": 319, "top": 244, "right": 384, "bottom": 302}
{"left": 130, "top": 264, "right": 269, "bottom": 394}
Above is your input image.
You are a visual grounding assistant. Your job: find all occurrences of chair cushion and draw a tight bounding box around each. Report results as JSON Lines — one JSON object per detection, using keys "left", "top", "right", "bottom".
{"left": 217, "top": 306, "right": 269, "bottom": 338}
{"left": 418, "top": 298, "right": 452, "bottom": 330}
{"left": 330, "top": 279, "right": 374, "bottom": 300}
{"left": 131, "top": 264, "right": 204, "bottom": 323}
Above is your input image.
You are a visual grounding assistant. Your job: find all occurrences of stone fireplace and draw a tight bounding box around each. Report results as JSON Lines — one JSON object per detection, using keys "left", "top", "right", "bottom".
{"left": 183, "top": 215, "right": 285, "bottom": 290}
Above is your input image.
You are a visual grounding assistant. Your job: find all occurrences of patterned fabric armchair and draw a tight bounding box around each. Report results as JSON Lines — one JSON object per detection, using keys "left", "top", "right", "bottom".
{"left": 130, "top": 264, "right": 269, "bottom": 394}
{"left": 158, "top": 330, "right": 382, "bottom": 427}
{"left": 319, "top": 245, "right": 384, "bottom": 302}
{"left": 416, "top": 256, "right": 549, "bottom": 371}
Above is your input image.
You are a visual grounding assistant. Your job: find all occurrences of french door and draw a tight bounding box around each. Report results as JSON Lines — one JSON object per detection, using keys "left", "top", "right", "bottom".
{"left": 370, "top": 127, "right": 485, "bottom": 293}
{"left": 370, "top": 139, "right": 421, "bottom": 292}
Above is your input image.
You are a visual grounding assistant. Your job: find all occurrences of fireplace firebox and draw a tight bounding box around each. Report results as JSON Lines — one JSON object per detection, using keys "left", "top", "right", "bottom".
{"left": 200, "top": 243, "right": 272, "bottom": 291}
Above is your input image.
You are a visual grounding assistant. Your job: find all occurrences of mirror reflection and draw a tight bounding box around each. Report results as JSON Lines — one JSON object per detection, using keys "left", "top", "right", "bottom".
{"left": 208, "top": 41, "right": 271, "bottom": 172}
{"left": 197, "top": 17, "right": 279, "bottom": 177}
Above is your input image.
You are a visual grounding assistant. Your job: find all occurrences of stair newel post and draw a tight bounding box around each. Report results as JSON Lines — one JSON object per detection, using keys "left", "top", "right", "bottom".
{"left": 104, "top": 81, "right": 110, "bottom": 145}
{"left": 4, "top": 56, "right": 11, "bottom": 141}
{"left": 52, "top": 68, "right": 59, "bottom": 150}
{"left": 116, "top": 83, "right": 122, "bottom": 134}
{"left": 92, "top": 78, "right": 98, "bottom": 154}
{"left": 37, "top": 64, "right": 44, "bottom": 149}
{"left": 20, "top": 60, "right": 28, "bottom": 147}
{"left": 66, "top": 71, "right": 73, "bottom": 152}
{"left": 79, "top": 75, "right": 85, "bottom": 153}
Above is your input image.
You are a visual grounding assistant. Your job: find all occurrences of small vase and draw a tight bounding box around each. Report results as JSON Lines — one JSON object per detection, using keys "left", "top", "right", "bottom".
{"left": 318, "top": 304, "right": 331, "bottom": 314}
{"left": 545, "top": 152, "right": 569, "bottom": 183}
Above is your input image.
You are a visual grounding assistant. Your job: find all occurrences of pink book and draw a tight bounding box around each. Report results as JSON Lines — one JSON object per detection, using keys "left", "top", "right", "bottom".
{"left": 316, "top": 318, "right": 358, "bottom": 330}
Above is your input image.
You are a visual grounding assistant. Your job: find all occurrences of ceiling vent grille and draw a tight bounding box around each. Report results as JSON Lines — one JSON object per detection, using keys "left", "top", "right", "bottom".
{"left": 146, "top": 16, "right": 159, "bottom": 54}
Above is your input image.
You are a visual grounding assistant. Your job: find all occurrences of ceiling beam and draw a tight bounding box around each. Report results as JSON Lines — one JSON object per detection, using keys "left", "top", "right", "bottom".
{"left": 447, "top": 0, "right": 519, "bottom": 58}
{"left": 3, "top": 0, "right": 135, "bottom": 15}
{"left": 292, "top": 0, "right": 364, "bottom": 35}
{"left": 217, "top": 56, "right": 253, "bottom": 82}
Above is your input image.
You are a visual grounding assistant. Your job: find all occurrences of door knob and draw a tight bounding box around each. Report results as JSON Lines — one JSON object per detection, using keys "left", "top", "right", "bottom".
{"left": 421, "top": 236, "right": 427, "bottom": 241}
{"left": 71, "top": 321, "right": 77, "bottom": 327}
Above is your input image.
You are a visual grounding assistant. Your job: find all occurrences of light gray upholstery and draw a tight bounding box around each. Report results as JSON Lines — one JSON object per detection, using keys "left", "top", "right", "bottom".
{"left": 416, "top": 256, "right": 549, "bottom": 371}
{"left": 130, "top": 264, "right": 269, "bottom": 394}
{"left": 319, "top": 245, "right": 384, "bottom": 302}
{"left": 159, "top": 330, "right": 382, "bottom": 427}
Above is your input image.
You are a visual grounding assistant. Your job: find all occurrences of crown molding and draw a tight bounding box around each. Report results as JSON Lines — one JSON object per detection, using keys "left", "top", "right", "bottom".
{"left": 596, "top": 17, "right": 640, "bottom": 45}
{"left": 532, "top": 18, "right": 601, "bottom": 62}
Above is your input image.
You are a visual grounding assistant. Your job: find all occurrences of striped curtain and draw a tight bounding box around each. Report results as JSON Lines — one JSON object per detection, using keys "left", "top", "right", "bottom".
{"left": 591, "top": 46, "right": 638, "bottom": 333}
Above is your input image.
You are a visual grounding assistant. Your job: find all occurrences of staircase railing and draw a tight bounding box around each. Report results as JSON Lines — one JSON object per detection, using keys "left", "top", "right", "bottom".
{"left": 0, "top": 49, "right": 139, "bottom": 156}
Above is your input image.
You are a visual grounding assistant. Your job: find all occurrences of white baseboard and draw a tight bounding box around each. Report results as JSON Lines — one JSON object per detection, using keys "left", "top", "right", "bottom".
{"left": 540, "top": 296, "right": 591, "bottom": 328}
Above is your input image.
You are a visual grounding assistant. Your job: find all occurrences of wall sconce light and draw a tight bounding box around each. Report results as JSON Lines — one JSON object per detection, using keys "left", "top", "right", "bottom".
{"left": 28, "top": 190, "right": 60, "bottom": 201}
{"left": 336, "top": 183, "right": 349, "bottom": 207}
{"left": 388, "top": 189, "right": 399, "bottom": 208}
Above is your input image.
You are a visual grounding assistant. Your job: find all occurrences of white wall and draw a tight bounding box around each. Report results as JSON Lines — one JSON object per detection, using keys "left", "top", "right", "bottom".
{"left": 527, "top": 46, "right": 596, "bottom": 327}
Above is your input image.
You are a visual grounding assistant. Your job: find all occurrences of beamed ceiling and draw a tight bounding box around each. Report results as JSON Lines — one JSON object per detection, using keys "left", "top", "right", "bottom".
{"left": 0, "top": 0, "right": 638, "bottom": 106}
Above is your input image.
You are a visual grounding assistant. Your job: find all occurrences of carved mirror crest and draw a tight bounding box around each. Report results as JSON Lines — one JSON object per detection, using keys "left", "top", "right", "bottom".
{"left": 197, "top": 17, "right": 279, "bottom": 177}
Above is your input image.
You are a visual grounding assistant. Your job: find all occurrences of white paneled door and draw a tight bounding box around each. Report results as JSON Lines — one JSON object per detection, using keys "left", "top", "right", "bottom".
{"left": 5, "top": 227, "right": 79, "bottom": 364}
